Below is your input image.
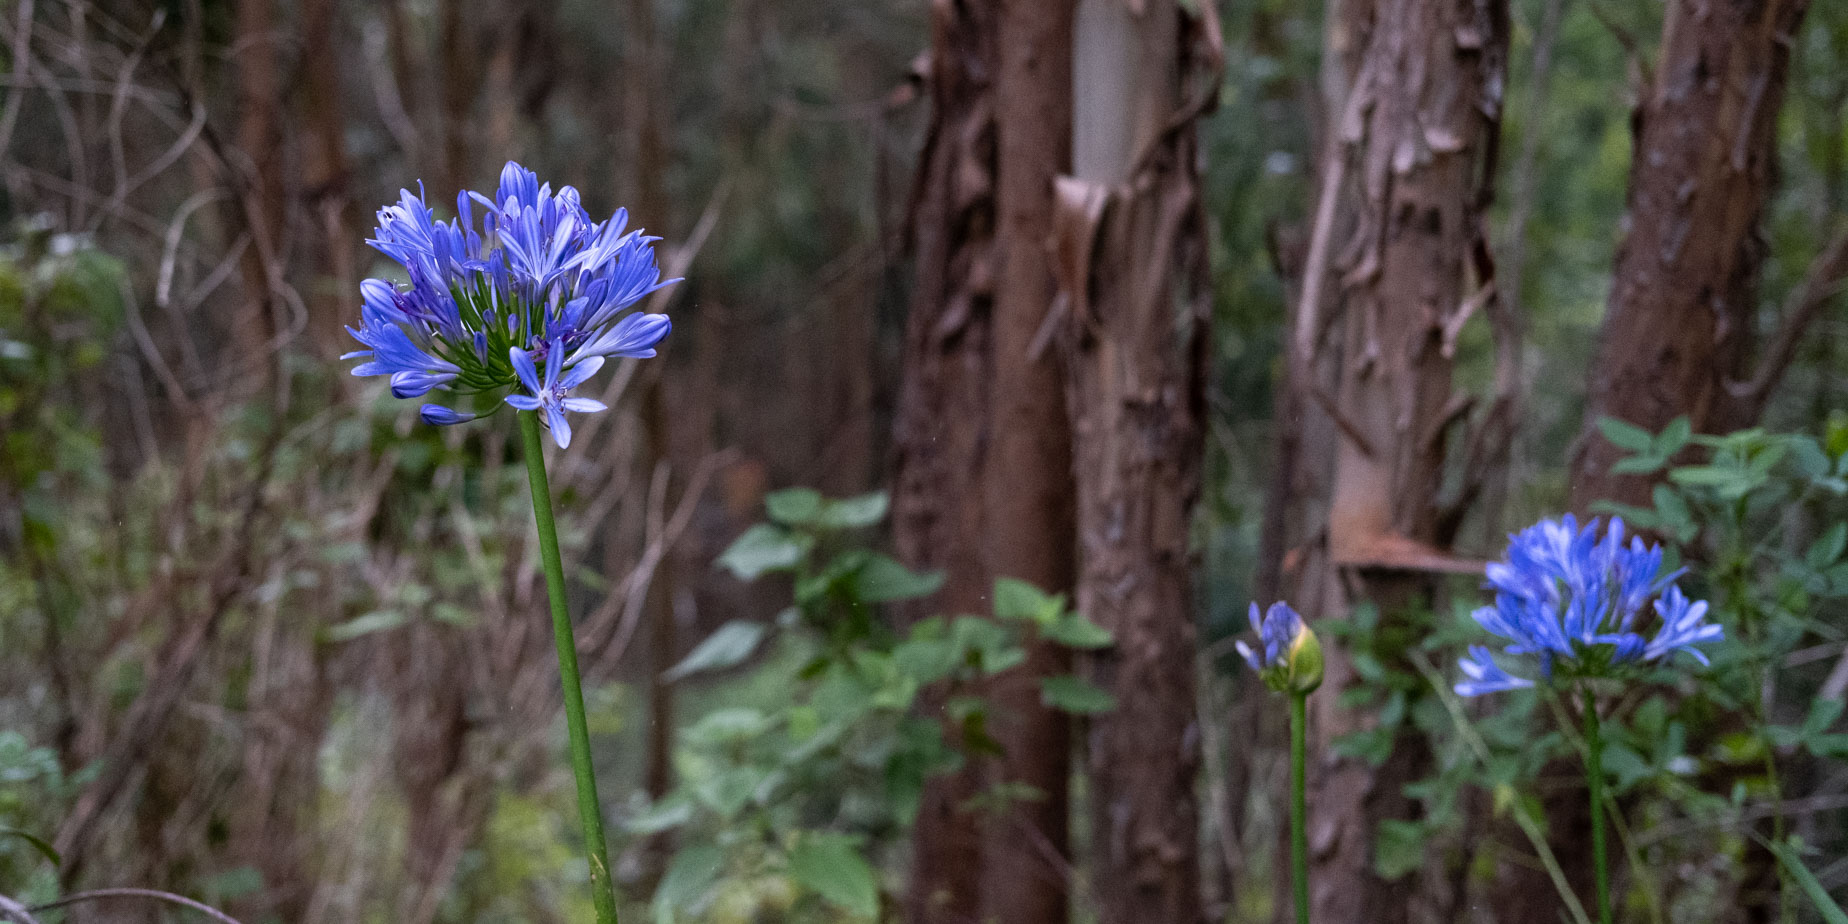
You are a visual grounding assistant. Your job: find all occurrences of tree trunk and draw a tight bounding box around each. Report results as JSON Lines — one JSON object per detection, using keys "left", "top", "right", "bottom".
{"left": 621, "top": 0, "right": 681, "bottom": 890}
{"left": 1284, "top": 0, "right": 1508, "bottom": 921}
{"left": 231, "top": 0, "right": 286, "bottom": 392}
{"left": 300, "top": 0, "right": 358, "bottom": 356}
{"left": 1557, "top": 7, "right": 1814, "bottom": 920}
{"left": 1568, "top": 0, "right": 1811, "bottom": 512}
{"left": 978, "top": 3, "right": 1077, "bottom": 924}
{"left": 1062, "top": 2, "right": 1214, "bottom": 921}
{"left": 891, "top": 2, "right": 997, "bottom": 920}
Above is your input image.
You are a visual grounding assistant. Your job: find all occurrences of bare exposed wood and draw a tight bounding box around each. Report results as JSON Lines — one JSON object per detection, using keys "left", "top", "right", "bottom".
{"left": 1063, "top": 2, "right": 1215, "bottom": 921}
{"left": 1283, "top": 0, "right": 1510, "bottom": 920}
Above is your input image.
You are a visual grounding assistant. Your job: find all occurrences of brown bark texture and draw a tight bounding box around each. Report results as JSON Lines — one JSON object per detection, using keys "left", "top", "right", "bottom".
{"left": 300, "top": 0, "right": 358, "bottom": 355}
{"left": 978, "top": 2, "right": 1078, "bottom": 924}
{"left": 891, "top": 1, "right": 998, "bottom": 921}
{"left": 1568, "top": 0, "right": 1812, "bottom": 513}
{"left": 231, "top": 0, "right": 287, "bottom": 390}
{"left": 1284, "top": 0, "right": 1509, "bottom": 920}
{"left": 1061, "top": 2, "right": 1216, "bottom": 921}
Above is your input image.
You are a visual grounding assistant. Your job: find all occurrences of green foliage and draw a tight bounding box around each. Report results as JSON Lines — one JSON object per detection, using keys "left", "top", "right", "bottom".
{"left": 1390, "top": 420, "right": 1848, "bottom": 907}
{"left": 1766, "top": 839, "right": 1848, "bottom": 924}
{"left": 0, "top": 732, "right": 67, "bottom": 901}
{"left": 640, "top": 488, "right": 1112, "bottom": 921}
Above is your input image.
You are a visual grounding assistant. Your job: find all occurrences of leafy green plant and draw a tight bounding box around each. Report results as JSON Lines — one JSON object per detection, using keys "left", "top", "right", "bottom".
{"left": 1590, "top": 417, "right": 1848, "bottom": 916}
{"left": 637, "top": 488, "right": 1111, "bottom": 922}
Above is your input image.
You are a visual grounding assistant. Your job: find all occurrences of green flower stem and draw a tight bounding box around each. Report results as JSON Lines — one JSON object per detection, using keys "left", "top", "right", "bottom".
{"left": 1291, "top": 690, "right": 1309, "bottom": 924}
{"left": 1584, "top": 688, "right": 1610, "bottom": 924}
{"left": 519, "top": 410, "right": 620, "bottom": 924}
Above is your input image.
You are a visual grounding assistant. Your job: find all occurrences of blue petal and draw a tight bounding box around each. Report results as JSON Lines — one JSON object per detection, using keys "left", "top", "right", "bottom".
{"left": 560, "top": 356, "right": 605, "bottom": 390}
{"left": 420, "top": 405, "right": 477, "bottom": 426}
{"left": 1455, "top": 646, "right": 1534, "bottom": 697}
{"left": 546, "top": 403, "right": 573, "bottom": 448}
{"left": 509, "top": 347, "right": 542, "bottom": 394}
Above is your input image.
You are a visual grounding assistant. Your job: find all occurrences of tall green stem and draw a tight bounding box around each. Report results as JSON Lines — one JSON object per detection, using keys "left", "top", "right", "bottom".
{"left": 519, "top": 411, "right": 620, "bottom": 924}
{"left": 1584, "top": 688, "right": 1610, "bottom": 924}
{"left": 1290, "top": 691, "right": 1309, "bottom": 924}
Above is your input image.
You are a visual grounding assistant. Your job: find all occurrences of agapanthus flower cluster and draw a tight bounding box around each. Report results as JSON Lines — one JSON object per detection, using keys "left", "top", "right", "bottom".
{"left": 1456, "top": 515, "right": 1724, "bottom": 696}
{"left": 1239, "top": 602, "right": 1324, "bottom": 694}
{"left": 344, "top": 161, "right": 675, "bottom": 447}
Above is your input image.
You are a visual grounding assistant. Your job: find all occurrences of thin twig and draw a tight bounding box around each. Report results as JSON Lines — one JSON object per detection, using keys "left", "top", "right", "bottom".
{"left": 30, "top": 888, "right": 244, "bottom": 924}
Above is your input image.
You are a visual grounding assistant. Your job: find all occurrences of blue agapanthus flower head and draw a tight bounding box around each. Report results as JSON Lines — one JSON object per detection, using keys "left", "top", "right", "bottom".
{"left": 343, "top": 161, "right": 676, "bottom": 447}
{"left": 1238, "top": 601, "right": 1323, "bottom": 694}
{"left": 1455, "top": 515, "right": 1723, "bottom": 696}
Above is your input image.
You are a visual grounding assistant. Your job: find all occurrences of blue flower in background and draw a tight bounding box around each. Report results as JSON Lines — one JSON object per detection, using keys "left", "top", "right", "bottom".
{"left": 1455, "top": 515, "right": 1723, "bottom": 697}
{"left": 1239, "top": 601, "right": 1323, "bottom": 694}
{"left": 343, "top": 161, "right": 676, "bottom": 446}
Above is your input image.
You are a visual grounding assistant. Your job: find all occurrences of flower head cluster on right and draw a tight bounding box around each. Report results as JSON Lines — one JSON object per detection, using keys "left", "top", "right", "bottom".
{"left": 1456, "top": 515, "right": 1724, "bottom": 697}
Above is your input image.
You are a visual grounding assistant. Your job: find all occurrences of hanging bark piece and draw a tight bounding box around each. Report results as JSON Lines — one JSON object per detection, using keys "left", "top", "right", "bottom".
{"left": 1280, "top": 0, "right": 1510, "bottom": 920}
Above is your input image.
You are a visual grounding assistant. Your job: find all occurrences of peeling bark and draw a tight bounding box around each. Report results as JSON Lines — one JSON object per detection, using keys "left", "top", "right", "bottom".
{"left": 891, "top": 2, "right": 998, "bottom": 920}
{"left": 1061, "top": 2, "right": 1217, "bottom": 921}
{"left": 1283, "top": 0, "right": 1509, "bottom": 920}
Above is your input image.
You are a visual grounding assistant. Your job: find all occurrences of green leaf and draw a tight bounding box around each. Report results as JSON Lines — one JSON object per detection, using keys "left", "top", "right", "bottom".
{"left": 1808, "top": 524, "right": 1848, "bottom": 571}
{"left": 664, "top": 620, "right": 768, "bottom": 682}
{"left": 1808, "top": 733, "right": 1848, "bottom": 758}
{"left": 851, "top": 554, "right": 945, "bottom": 603}
{"left": 1791, "top": 436, "right": 1832, "bottom": 479}
{"left": 1040, "top": 675, "right": 1117, "bottom": 714}
{"left": 683, "top": 708, "right": 772, "bottom": 745}
{"left": 1668, "top": 465, "right": 1740, "bottom": 488}
{"left": 1656, "top": 416, "right": 1691, "bottom": 455}
{"left": 1373, "top": 819, "right": 1428, "bottom": 880}
{"left": 893, "top": 635, "right": 960, "bottom": 686}
{"left": 765, "top": 487, "right": 825, "bottom": 526}
{"left": 1590, "top": 500, "right": 1659, "bottom": 527}
{"left": 789, "top": 834, "right": 880, "bottom": 917}
{"left": 692, "top": 766, "right": 767, "bottom": 818}
{"left": 993, "top": 577, "right": 1060, "bottom": 625}
{"left": 321, "top": 609, "right": 406, "bottom": 643}
{"left": 624, "top": 797, "right": 695, "bottom": 835}
{"left": 654, "top": 844, "right": 724, "bottom": 924}
{"left": 1652, "top": 485, "right": 1692, "bottom": 530}
{"left": 1765, "top": 840, "right": 1848, "bottom": 924}
{"left": 819, "top": 492, "right": 889, "bottom": 529}
{"left": 0, "top": 826, "right": 61, "bottom": 866}
{"left": 717, "top": 524, "right": 807, "bottom": 579}
{"left": 1802, "top": 699, "right": 1845, "bottom": 737}
{"left": 1608, "top": 455, "right": 1667, "bottom": 476}
{"left": 1043, "top": 613, "right": 1113, "bottom": 649}
{"left": 1597, "top": 416, "right": 1656, "bottom": 453}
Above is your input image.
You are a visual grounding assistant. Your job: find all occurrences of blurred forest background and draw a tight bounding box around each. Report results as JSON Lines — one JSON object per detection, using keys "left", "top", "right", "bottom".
{"left": 2, "top": 0, "right": 1847, "bottom": 922}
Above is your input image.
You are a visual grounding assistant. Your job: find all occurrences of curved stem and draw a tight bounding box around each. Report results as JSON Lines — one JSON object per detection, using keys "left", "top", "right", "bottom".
{"left": 1291, "top": 691, "right": 1309, "bottom": 924}
{"left": 519, "top": 410, "right": 620, "bottom": 924}
{"left": 1584, "top": 688, "right": 1610, "bottom": 924}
